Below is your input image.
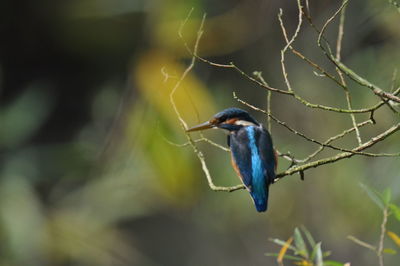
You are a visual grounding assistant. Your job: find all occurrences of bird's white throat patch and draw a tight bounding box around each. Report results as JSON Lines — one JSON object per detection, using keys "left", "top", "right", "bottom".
{"left": 234, "top": 120, "right": 257, "bottom": 127}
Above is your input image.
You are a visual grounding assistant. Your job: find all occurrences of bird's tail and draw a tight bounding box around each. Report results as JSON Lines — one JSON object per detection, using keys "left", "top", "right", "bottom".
{"left": 250, "top": 186, "right": 269, "bottom": 212}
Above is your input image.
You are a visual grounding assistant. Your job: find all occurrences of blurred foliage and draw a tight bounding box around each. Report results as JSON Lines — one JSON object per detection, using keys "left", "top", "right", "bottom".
{"left": 267, "top": 227, "right": 344, "bottom": 266}
{"left": 0, "top": 0, "right": 399, "bottom": 265}
{"left": 267, "top": 186, "right": 400, "bottom": 266}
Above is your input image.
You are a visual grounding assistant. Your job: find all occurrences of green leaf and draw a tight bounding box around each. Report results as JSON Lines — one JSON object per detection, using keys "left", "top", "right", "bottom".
{"left": 323, "top": 260, "right": 344, "bottom": 266}
{"left": 311, "top": 245, "right": 317, "bottom": 260}
{"left": 360, "top": 183, "right": 384, "bottom": 209}
{"left": 294, "top": 227, "right": 309, "bottom": 259}
{"left": 301, "top": 226, "right": 316, "bottom": 248}
{"left": 314, "top": 242, "right": 323, "bottom": 266}
{"left": 269, "top": 238, "right": 297, "bottom": 251}
{"left": 322, "top": 251, "right": 332, "bottom": 258}
{"left": 382, "top": 188, "right": 391, "bottom": 206}
{"left": 383, "top": 248, "right": 397, "bottom": 254}
{"left": 389, "top": 203, "right": 400, "bottom": 222}
{"left": 265, "top": 253, "right": 303, "bottom": 261}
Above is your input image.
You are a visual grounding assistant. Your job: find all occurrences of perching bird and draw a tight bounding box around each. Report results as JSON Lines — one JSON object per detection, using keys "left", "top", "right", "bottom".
{"left": 187, "top": 108, "right": 277, "bottom": 212}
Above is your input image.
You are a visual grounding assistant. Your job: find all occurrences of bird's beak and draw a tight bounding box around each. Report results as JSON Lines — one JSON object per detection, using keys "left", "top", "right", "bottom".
{"left": 186, "top": 121, "right": 215, "bottom": 132}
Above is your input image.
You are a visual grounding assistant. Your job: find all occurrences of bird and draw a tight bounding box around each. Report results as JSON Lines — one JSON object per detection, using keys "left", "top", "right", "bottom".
{"left": 186, "top": 107, "right": 277, "bottom": 212}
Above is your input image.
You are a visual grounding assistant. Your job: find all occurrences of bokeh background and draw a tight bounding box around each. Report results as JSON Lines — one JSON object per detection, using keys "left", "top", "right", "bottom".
{"left": 1, "top": 0, "right": 399, "bottom": 265}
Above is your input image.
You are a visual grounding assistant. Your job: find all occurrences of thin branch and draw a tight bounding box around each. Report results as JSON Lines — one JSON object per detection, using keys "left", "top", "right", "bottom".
{"left": 234, "top": 92, "right": 398, "bottom": 158}
{"left": 316, "top": 0, "right": 400, "bottom": 105}
{"left": 169, "top": 10, "right": 202, "bottom": 130}
{"left": 347, "top": 236, "right": 377, "bottom": 252}
{"left": 335, "top": 4, "right": 345, "bottom": 62}
{"left": 298, "top": 120, "right": 373, "bottom": 163}
{"left": 164, "top": 136, "right": 230, "bottom": 152}
{"left": 188, "top": 136, "right": 245, "bottom": 192}
{"left": 377, "top": 207, "right": 389, "bottom": 266}
{"left": 275, "top": 123, "right": 400, "bottom": 179}
{"left": 280, "top": 15, "right": 388, "bottom": 120}
{"left": 200, "top": 137, "right": 230, "bottom": 152}
{"left": 253, "top": 71, "right": 272, "bottom": 132}
{"left": 170, "top": 12, "right": 245, "bottom": 192}
{"left": 172, "top": 3, "right": 400, "bottom": 192}
{"left": 277, "top": 3, "right": 388, "bottom": 121}
{"left": 231, "top": 63, "right": 295, "bottom": 95}
{"left": 279, "top": 0, "right": 303, "bottom": 92}
{"left": 195, "top": 54, "right": 385, "bottom": 114}
{"left": 349, "top": 206, "right": 390, "bottom": 266}
{"left": 334, "top": 2, "right": 362, "bottom": 145}
{"left": 233, "top": 62, "right": 382, "bottom": 114}
{"left": 305, "top": 1, "right": 398, "bottom": 114}
{"left": 276, "top": 150, "right": 300, "bottom": 166}
{"left": 335, "top": 60, "right": 400, "bottom": 104}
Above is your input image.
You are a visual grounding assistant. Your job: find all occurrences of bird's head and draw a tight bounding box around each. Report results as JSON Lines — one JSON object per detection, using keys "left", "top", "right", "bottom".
{"left": 186, "top": 108, "right": 259, "bottom": 132}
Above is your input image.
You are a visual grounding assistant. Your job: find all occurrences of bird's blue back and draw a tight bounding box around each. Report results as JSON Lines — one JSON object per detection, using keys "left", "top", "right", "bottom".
{"left": 230, "top": 125, "right": 275, "bottom": 212}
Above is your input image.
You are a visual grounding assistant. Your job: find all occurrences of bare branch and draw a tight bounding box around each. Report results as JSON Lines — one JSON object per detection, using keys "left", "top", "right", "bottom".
{"left": 253, "top": 71, "right": 272, "bottom": 132}
{"left": 170, "top": 12, "right": 245, "bottom": 192}
{"left": 377, "top": 207, "right": 389, "bottom": 266}
{"left": 298, "top": 120, "right": 373, "bottom": 163}
{"left": 334, "top": 3, "right": 362, "bottom": 145}
{"left": 276, "top": 123, "right": 400, "bottom": 179}
{"left": 347, "top": 236, "right": 377, "bottom": 252}
{"left": 195, "top": 51, "right": 388, "bottom": 114}
{"left": 316, "top": 0, "right": 400, "bottom": 105}
{"left": 171, "top": 2, "right": 400, "bottom": 193}
{"left": 278, "top": 0, "right": 303, "bottom": 92}
{"left": 234, "top": 92, "right": 399, "bottom": 159}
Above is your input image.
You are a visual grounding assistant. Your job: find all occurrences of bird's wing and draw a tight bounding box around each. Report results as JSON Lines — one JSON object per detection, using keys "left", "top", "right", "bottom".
{"left": 229, "top": 131, "right": 254, "bottom": 188}
{"left": 257, "top": 127, "right": 276, "bottom": 184}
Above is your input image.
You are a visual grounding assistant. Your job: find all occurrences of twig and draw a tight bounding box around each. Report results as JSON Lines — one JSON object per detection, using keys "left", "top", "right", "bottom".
{"left": 275, "top": 122, "right": 400, "bottom": 179}
{"left": 316, "top": 0, "right": 400, "bottom": 105}
{"left": 305, "top": 2, "right": 398, "bottom": 114}
{"left": 334, "top": 2, "right": 362, "bottom": 145}
{"left": 253, "top": 71, "right": 272, "bottom": 132}
{"left": 349, "top": 206, "right": 389, "bottom": 266}
{"left": 233, "top": 62, "right": 383, "bottom": 114}
{"left": 169, "top": 9, "right": 200, "bottom": 130}
{"left": 298, "top": 120, "right": 372, "bottom": 163}
{"left": 279, "top": 0, "right": 303, "bottom": 92}
{"left": 170, "top": 11, "right": 245, "bottom": 192}
{"left": 335, "top": 60, "right": 400, "bottom": 105}
{"left": 234, "top": 92, "right": 399, "bottom": 158}
{"left": 188, "top": 136, "right": 245, "bottom": 192}
{"left": 196, "top": 53, "right": 389, "bottom": 114}
{"left": 172, "top": 2, "right": 400, "bottom": 191}
{"left": 163, "top": 136, "right": 230, "bottom": 152}
{"left": 377, "top": 207, "right": 389, "bottom": 266}
{"left": 279, "top": 23, "right": 388, "bottom": 119}
{"left": 347, "top": 236, "right": 377, "bottom": 252}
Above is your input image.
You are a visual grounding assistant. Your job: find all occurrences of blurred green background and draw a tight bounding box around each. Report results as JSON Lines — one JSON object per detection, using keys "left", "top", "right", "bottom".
{"left": 0, "top": 0, "right": 399, "bottom": 265}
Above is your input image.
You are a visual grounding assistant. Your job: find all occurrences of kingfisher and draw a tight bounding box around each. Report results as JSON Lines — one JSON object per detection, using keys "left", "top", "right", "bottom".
{"left": 187, "top": 108, "right": 277, "bottom": 212}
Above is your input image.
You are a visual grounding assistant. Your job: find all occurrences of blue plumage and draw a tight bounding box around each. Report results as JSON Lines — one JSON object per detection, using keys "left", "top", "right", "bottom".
{"left": 186, "top": 108, "right": 277, "bottom": 212}
{"left": 230, "top": 125, "right": 274, "bottom": 212}
{"left": 246, "top": 127, "right": 268, "bottom": 212}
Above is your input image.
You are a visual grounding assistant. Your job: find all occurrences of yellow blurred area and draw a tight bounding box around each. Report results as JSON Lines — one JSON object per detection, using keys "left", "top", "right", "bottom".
{"left": 135, "top": 49, "right": 216, "bottom": 126}
{"left": 129, "top": 49, "right": 217, "bottom": 206}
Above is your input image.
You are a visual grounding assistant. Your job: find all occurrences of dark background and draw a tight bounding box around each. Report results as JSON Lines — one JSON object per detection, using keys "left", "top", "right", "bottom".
{"left": 0, "top": 0, "right": 399, "bottom": 265}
